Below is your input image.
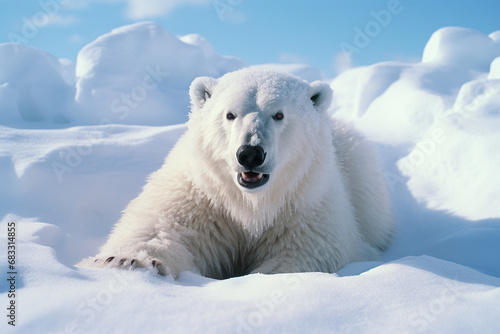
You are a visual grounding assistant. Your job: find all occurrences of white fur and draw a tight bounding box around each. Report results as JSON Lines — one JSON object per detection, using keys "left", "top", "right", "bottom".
{"left": 79, "top": 68, "right": 394, "bottom": 279}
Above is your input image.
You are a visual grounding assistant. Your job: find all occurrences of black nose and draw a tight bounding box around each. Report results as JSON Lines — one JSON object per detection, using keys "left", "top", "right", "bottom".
{"left": 237, "top": 145, "right": 266, "bottom": 169}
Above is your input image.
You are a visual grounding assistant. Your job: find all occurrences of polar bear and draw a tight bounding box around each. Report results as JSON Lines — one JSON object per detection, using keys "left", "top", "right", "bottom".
{"left": 79, "top": 68, "right": 394, "bottom": 279}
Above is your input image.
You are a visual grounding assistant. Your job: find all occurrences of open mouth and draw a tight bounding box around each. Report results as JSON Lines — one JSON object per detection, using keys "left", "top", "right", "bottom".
{"left": 237, "top": 172, "right": 270, "bottom": 189}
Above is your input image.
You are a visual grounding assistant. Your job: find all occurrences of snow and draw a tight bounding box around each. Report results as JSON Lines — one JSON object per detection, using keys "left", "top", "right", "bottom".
{"left": 0, "top": 44, "right": 77, "bottom": 127}
{"left": 422, "top": 27, "right": 500, "bottom": 71}
{"left": 1, "top": 23, "right": 500, "bottom": 333}
{"left": 331, "top": 27, "right": 500, "bottom": 145}
{"left": 489, "top": 57, "right": 500, "bottom": 79}
{"left": 331, "top": 26, "right": 500, "bottom": 222}
{"left": 75, "top": 22, "right": 246, "bottom": 126}
{"left": 399, "top": 77, "right": 500, "bottom": 220}
{"left": 0, "top": 22, "right": 246, "bottom": 128}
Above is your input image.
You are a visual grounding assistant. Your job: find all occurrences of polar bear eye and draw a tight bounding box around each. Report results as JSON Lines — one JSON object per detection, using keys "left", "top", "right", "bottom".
{"left": 273, "top": 112, "right": 284, "bottom": 121}
{"left": 226, "top": 112, "right": 236, "bottom": 120}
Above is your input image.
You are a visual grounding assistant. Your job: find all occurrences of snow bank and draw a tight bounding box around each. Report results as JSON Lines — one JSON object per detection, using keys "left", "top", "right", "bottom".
{"left": 0, "top": 44, "right": 77, "bottom": 128}
{"left": 422, "top": 27, "right": 500, "bottom": 71}
{"left": 489, "top": 56, "right": 500, "bottom": 79}
{"left": 75, "top": 22, "right": 246, "bottom": 125}
{"left": 331, "top": 27, "right": 500, "bottom": 221}
{"left": 331, "top": 27, "right": 500, "bottom": 145}
{"left": 0, "top": 22, "right": 326, "bottom": 129}
{"left": 0, "top": 22, "right": 246, "bottom": 128}
{"left": 399, "top": 76, "right": 500, "bottom": 220}
{"left": 0, "top": 124, "right": 186, "bottom": 264}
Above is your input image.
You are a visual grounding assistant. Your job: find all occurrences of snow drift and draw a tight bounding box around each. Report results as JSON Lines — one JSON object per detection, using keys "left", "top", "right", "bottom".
{"left": 1, "top": 24, "right": 500, "bottom": 333}
{"left": 0, "top": 21, "right": 325, "bottom": 129}
{"left": 0, "top": 22, "right": 246, "bottom": 128}
{"left": 331, "top": 26, "right": 500, "bottom": 220}
{"left": 75, "top": 22, "right": 246, "bottom": 126}
{"left": 0, "top": 44, "right": 76, "bottom": 127}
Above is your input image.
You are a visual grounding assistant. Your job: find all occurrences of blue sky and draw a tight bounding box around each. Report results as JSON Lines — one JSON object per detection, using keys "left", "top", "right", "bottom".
{"left": 1, "top": 0, "right": 500, "bottom": 78}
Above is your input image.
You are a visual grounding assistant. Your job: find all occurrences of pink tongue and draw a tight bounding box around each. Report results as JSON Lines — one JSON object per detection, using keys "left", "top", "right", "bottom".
{"left": 242, "top": 172, "right": 263, "bottom": 183}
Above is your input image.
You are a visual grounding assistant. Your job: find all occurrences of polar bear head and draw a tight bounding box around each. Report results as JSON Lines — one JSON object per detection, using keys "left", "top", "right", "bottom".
{"left": 188, "top": 68, "right": 333, "bottom": 228}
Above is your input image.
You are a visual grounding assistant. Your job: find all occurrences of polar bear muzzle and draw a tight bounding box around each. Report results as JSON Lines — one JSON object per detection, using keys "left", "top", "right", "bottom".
{"left": 236, "top": 145, "right": 270, "bottom": 189}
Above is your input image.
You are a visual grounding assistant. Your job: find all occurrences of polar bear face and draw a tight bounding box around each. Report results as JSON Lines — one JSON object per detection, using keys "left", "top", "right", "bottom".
{"left": 189, "top": 68, "right": 333, "bottom": 197}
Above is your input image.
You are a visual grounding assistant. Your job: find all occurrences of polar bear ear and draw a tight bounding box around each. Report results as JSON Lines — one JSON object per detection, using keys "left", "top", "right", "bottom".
{"left": 308, "top": 81, "right": 333, "bottom": 113}
{"left": 190, "top": 76, "right": 217, "bottom": 110}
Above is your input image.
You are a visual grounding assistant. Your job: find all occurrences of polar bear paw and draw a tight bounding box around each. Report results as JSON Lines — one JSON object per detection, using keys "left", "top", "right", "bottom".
{"left": 86, "top": 256, "right": 168, "bottom": 276}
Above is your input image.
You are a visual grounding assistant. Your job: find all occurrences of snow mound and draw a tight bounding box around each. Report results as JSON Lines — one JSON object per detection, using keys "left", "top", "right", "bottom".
{"left": 0, "top": 44, "right": 76, "bottom": 128}
{"left": 489, "top": 56, "right": 500, "bottom": 79}
{"left": 331, "top": 27, "right": 500, "bottom": 220}
{"left": 331, "top": 61, "right": 461, "bottom": 144}
{"left": 422, "top": 27, "right": 500, "bottom": 71}
{"left": 75, "top": 21, "right": 245, "bottom": 125}
{"left": 331, "top": 27, "right": 500, "bottom": 145}
{"left": 0, "top": 22, "right": 246, "bottom": 129}
{"left": 399, "top": 77, "right": 500, "bottom": 220}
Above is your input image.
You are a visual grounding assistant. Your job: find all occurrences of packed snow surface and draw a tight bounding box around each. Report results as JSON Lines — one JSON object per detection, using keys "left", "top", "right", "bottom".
{"left": 1, "top": 24, "right": 500, "bottom": 333}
